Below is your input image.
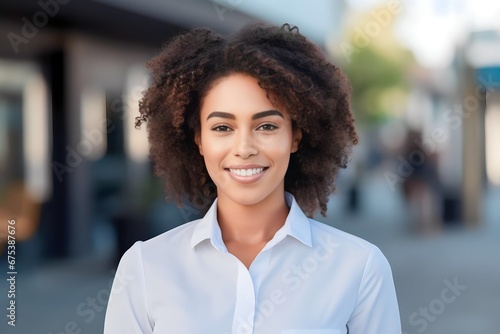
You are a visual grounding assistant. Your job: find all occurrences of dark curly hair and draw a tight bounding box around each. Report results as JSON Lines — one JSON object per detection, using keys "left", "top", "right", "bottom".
{"left": 135, "top": 22, "right": 358, "bottom": 217}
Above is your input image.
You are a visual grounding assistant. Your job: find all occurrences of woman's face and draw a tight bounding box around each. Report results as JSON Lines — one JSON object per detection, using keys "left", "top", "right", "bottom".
{"left": 196, "top": 73, "right": 301, "bottom": 208}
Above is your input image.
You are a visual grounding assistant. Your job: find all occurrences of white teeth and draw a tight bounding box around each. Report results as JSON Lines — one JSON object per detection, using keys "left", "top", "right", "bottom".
{"left": 229, "top": 167, "right": 264, "bottom": 176}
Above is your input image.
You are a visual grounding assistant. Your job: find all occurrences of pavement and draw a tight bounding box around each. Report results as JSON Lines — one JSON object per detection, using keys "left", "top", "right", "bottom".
{"left": 1, "top": 176, "right": 499, "bottom": 334}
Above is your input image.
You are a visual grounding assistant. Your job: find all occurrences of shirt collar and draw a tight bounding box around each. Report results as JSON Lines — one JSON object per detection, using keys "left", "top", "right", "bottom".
{"left": 190, "top": 197, "right": 226, "bottom": 251}
{"left": 190, "top": 192, "right": 312, "bottom": 249}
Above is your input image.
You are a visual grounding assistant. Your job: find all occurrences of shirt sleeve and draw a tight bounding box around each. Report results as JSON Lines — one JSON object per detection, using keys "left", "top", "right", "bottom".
{"left": 347, "top": 246, "right": 401, "bottom": 334}
{"left": 104, "top": 241, "right": 153, "bottom": 333}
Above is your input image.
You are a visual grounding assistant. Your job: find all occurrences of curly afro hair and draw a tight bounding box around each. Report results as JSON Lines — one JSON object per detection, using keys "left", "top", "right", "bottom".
{"left": 135, "top": 22, "right": 358, "bottom": 217}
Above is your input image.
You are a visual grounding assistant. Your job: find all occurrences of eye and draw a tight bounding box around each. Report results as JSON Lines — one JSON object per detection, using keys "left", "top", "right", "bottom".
{"left": 211, "top": 125, "right": 232, "bottom": 132}
{"left": 257, "top": 123, "right": 278, "bottom": 131}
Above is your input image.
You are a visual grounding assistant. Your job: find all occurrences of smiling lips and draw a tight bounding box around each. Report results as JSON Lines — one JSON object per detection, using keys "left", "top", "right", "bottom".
{"left": 225, "top": 166, "right": 268, "bottom": 183}
{"left": 229, "top": 167, "right": 264, "bottom": 176}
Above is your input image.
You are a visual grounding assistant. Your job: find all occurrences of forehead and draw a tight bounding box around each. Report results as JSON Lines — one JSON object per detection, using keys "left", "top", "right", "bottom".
{"left": 200, "top": 73, "right": 286, "bottom": 118}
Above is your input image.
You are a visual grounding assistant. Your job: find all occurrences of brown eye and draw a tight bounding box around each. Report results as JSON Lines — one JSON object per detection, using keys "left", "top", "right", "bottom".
{"left": 257, "top": 124, "right": 278, "bottom": 131}
{"left": 212, "top": 125, "right": 232, "bottom": 132}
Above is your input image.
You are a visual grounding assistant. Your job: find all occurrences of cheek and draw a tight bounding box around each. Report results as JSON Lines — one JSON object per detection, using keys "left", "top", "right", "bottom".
{"left": 258, "top": 138, "right": 293, "bottom": 168}
{"left": 201, "top": 144, "right": 232, "bottom": 185}
{"left": 256, "top": 132, "right": 293, "bottom": 154}
{"left": 202, "top": 145, "right": 223, "bottom": 164}
{"left": 199, "top": 135, "right": 228, "bottom": 169}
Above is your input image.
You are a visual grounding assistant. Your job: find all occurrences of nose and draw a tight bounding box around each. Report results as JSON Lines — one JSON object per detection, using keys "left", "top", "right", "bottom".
{"left": 233, "top": 130, "right": 258, "bottom": 159}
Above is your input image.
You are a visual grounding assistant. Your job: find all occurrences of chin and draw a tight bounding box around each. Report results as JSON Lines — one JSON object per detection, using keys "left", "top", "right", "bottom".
{"left": 220, "top": 189, "right": 275, "bottom": 207}
{"left": 219, "top": 185, "right": 285, "bottom": 206}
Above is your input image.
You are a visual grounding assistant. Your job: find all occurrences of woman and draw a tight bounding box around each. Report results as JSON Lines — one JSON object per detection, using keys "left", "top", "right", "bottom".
{"left": 104, "top": 23, "right": 401, "bottom": 333}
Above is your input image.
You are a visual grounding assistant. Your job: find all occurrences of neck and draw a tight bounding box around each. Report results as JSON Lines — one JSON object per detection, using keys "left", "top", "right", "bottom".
{"left": 216, "top": 189, "right": 289, "bottom": 246}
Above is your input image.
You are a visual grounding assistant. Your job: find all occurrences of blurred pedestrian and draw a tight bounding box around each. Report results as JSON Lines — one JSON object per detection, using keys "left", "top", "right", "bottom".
{"left": 401, "top": 129, "right": 442, "bottom": 233}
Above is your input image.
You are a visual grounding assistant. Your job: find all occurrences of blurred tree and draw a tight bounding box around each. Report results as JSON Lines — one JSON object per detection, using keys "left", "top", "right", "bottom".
{"left": 332, "top": 6, "right": 416, "bottom": 124}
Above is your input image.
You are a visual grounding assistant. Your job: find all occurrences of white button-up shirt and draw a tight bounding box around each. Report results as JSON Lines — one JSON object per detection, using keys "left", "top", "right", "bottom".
{"left": 104, "top": 193, "right": 401, "bottom": 333}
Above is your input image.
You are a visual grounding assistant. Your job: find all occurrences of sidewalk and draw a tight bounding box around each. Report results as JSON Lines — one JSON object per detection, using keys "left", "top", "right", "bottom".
{"left": 1, "top": 255, "right": 114, "bottom": 333}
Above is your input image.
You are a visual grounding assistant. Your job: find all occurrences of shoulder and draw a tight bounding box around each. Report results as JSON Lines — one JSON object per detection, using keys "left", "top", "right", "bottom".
{"left": 308, "top": 219, "right": 378, "bottom": 253}
{"left": 307, "top": 218, "right": 391, "bottom": 272}
{"left": 144, "top": 219, "right": 201, "bottom": 248}
{"left": 118, "top": 218, "right": 202, "bottom": 266}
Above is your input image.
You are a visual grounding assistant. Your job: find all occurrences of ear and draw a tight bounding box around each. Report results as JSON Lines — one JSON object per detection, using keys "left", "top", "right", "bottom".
{"left": 291, "top": 128, "right": 302, "bottom": 153}
{"left": 194, "top": 133, "right": 203, "bottom": 156}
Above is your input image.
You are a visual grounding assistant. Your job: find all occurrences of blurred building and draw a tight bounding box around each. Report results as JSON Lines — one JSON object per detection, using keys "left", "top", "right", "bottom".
{"left": 460, "top": 30, "right": 500, "bottom": 225}
{"left": 402, "top": 28, "right": 500, "bottom": 228}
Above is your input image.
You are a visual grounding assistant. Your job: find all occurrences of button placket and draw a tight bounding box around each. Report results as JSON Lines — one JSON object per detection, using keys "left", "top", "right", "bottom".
{"left": 232, "top": 263, "right": 256, "bottom": 334}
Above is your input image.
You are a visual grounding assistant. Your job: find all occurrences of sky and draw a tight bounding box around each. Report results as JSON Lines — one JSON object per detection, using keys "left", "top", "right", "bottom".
{"left": 231, "top": 0, "right": 344, "bottom": 43}
{"left": 347, "top": 0, "right": 500, "bottom": 68}
{"left": 230, "top": 0, "right": 500, "bottom": 68}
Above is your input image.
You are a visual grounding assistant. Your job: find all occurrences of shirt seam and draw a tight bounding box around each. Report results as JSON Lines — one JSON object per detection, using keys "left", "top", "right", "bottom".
{"left": 137, "top": 242, "right": 154, "bottom": 330}
{"left": 352, "top": 246, "right": 375, "bottom": 312}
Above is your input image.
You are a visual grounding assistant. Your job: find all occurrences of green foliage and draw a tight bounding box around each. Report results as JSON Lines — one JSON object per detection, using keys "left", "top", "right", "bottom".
{"left": 339, "top": 13, "right": 415, "bottom": 124}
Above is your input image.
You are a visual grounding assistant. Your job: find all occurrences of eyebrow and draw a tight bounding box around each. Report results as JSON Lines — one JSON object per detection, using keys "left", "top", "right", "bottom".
{"left": 206, "top": 111, "right": 235, "bottom": 120}
{"left": 206, "top": 109, "right": 283, "bottom": 121}
{"left": 252, "top": 110, "right": 283, "bottom": 120}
